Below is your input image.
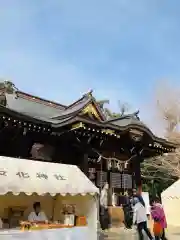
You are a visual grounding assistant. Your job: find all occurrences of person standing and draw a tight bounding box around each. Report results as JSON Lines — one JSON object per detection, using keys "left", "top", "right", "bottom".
{"left": 99, "top": 183, "right": 110, "bottom": 230}
{"left": 28, "top": 202, "right": 48, "bottom": 222}
{"left": 151, "top": 197, "right": 168, "bottom": 240}
{"left": 123, "top": 201, "right": 133, "bottom": 229}
{"left": 133, "top": 195, "right": 153, "bottom": 240}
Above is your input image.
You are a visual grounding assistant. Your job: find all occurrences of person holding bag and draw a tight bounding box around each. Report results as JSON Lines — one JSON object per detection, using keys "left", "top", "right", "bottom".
{"left": 151, "top": 197, "right": 168, "bottom": 240}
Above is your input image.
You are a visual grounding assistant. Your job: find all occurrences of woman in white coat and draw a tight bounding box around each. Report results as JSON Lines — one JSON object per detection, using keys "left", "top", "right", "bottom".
{"left": 133, "top": 196, "right": 153, "bottom": 240}
{"left": 99, "top": 183, "right": 110, "bottom": 230}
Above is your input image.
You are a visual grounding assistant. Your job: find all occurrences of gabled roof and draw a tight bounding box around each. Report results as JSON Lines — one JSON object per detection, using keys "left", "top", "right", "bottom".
{"left": 2, "top": 89, "right": 105, "bottom": 123}
{"left": 0, "top": 82, "right": 104, "bottom": 122}
{"left": 52, "top": 92, "right": 106, "bottom": 121}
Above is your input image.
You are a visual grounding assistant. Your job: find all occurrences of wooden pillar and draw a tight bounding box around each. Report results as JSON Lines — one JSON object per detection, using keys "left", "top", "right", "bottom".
{"left": 81, "top": 153, "right": 89, "bottom": 176}
{"left": 107, "top": 170, "right": 112, "bottom": 206}
{"left": 20, "top": 133, "right": 33, "bottom": 158}
{"left": 137, "top": 185, "right": 142, "bottom": 195}
{"left": 132, "top": 155, "right": 142, "bottom": 195}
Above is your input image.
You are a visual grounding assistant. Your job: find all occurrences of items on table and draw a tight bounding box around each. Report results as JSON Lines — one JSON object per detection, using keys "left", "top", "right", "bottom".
{"left": 62, "top": 205, "right": 75, "bottom": 226}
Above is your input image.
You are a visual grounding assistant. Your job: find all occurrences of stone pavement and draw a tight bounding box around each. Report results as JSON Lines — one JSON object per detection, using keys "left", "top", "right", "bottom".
{"left": 98, "top": 226, "right": 180, "bottom": 239}
{"left": 98, "top": 228, "right": 136, "bottom": 239}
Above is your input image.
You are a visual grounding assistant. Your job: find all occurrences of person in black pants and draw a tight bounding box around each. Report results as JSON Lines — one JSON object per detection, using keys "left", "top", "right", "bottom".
{"left": 133, "top": 196, "right": 153, "bottom": 240}
{"left": 99, "top": 183, "right": 110, "bottom": 230}
{"left": 99, "top": 205, "right": 110, "bottom": 230}
{"left": 137, "top": 221, "right": 153, "bottom": 240}
{"left": 123, "top": 202, "right": 133, "bottom": 229}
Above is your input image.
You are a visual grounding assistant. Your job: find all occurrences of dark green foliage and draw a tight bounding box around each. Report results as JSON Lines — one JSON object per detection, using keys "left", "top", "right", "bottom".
{"left": 0, "top": 80, "right": 17, "bottom": 94}
{"left": 142, "top": 175, "right": 176, "bottom": 199}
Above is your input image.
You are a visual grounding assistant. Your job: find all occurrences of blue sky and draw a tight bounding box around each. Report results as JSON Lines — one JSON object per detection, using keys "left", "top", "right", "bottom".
{"left": 0, "top": 0, "right": 180, "bottom": 135}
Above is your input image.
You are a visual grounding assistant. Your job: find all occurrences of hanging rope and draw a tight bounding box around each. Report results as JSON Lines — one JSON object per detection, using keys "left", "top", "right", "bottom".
{"left": 92, "top": 148, "right": 136, "bottom": 164}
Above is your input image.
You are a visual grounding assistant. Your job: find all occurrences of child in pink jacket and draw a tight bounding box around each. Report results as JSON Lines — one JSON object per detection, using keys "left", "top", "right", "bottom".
{"left": 151, "top": 197, "right": 168, "bottom": 240}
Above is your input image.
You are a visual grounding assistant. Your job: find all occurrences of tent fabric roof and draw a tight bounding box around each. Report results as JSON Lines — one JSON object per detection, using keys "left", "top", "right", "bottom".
{"left": 161, "top": 179, "right": 180, "bottom": 198}
{"left": 0, "top": 156, "right": 99, "bottom": 196}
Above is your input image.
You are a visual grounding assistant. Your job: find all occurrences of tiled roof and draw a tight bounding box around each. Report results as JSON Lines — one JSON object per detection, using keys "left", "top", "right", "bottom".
{"left": 106, "top": 111, "right": 147, "bottom": 128}
{"left": 5, "top": 93, "right": 65, "bottom": 119}
{"left": 2, "top": 91, "right": 103, "bottom": 126}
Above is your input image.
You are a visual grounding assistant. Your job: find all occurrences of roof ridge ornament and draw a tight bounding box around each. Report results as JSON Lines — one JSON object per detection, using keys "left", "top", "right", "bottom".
{"left": 83, "top": 89, "right": 93, "bottom": 98}
{"left": 122, "top": 110, "right": 140, "bottom": 120}
{"left": 133, "top": 110, "right": 140, "bottom": 120}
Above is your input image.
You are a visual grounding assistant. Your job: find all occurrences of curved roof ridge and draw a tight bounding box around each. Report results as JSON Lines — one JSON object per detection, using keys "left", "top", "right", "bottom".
{"left": 51, "top": 97, "right": 92, "bottom": 119}
{"left": 65, "top": 90, "right": 106, "bottom": 120}
{"left": 66, "top": 93, "right": 90, "bottom": 109}
{"left": 105, "top": 110, "right": 140, "bottom": 122}
{"left": 105, "top": 110, "right": 155, "bottom": 137}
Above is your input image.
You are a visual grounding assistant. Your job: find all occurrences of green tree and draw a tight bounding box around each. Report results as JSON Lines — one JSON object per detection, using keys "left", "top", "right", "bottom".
{"left": 142, "top": 177, "right": 175, "bottom": 199}
{"left": 0, "top": 80, "right": 17, "bottom": 94}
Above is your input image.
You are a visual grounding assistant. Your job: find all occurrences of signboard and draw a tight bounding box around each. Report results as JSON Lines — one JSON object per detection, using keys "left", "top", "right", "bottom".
{"left": 122, "top": 174, "right": 132, "bottom": 189}
{"left": 96, "top": 171, "right": 107, "bottom": 187}
{"left": 0, "top": 169, "right": 66, "bottom": 181}
{"left": 110, "top": 172, "right": 121, "bottom": 188}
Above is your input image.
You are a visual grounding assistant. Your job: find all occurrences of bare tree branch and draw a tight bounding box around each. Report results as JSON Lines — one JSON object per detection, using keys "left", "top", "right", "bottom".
{"left": 144, "top": 81, "right": 180, "bottom": 179}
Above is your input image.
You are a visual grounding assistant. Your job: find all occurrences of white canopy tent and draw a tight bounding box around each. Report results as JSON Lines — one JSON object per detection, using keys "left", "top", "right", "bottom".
{"left": 0, "top": 156, "right": 99, "bottom": 239}
{"left": 0, "top": 156, "right": 98, "bottom": 196}
{"left": 161, "top": 179, "right": 180, "bottom": 226}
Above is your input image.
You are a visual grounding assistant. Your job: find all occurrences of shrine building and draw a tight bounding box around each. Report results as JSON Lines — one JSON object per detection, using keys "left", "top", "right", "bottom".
{"left": 0, "top": 82, "right": 175, "bottom": 205}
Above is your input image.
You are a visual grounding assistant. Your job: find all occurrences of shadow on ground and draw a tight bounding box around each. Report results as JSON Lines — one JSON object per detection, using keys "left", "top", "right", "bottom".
{"left": 98, "top": 229, "right": 135, "bottom": 239}
{"left": 98, "top": 231, "right": 120, "bottom": 239}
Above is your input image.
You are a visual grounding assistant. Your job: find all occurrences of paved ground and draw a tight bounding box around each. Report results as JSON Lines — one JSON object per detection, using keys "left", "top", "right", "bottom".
{"left": 98, "top": 227, "right": 180, "bottom": 239}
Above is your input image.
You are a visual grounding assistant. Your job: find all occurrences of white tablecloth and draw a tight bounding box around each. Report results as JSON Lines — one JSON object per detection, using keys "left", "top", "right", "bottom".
{"left": 0, "top": 227, "right": 96, "bottom": 240}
